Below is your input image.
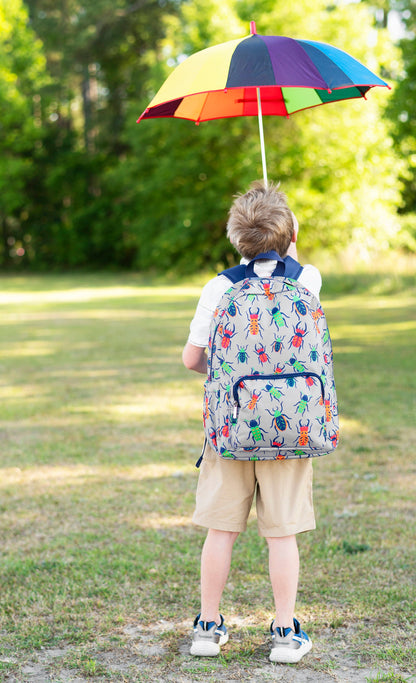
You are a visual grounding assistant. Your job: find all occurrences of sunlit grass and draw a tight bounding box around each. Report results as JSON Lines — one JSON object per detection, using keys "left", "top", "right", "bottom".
{"left": 0, "top": 268, "right": 415, "bottom": 681}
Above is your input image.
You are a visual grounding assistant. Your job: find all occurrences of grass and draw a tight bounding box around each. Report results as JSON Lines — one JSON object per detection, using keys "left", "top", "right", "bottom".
{"left": 0, "top": 264, "right": 415, "bottom": 681}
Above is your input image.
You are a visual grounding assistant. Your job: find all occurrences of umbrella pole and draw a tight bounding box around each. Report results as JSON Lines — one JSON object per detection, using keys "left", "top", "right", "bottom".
{"left": 256, "top": 87, "right": 268, "bottom": 187}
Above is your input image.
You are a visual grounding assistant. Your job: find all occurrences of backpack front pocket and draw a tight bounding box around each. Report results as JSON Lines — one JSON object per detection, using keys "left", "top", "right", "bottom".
{"left": 230, "top": 373, "right": 328, "bottom": 454}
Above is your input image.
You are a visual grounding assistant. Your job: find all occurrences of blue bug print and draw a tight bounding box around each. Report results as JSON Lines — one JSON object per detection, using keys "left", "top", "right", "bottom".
{"left": 309, "top": 345, "right": 319, "bottom": 362}
{"left": 228, "top": 298, "right": 240, "bottom": 317}
{"left": 272, "top": 337, "right": 284, "bottom": 353}
{"left": 291, "top": 292, "right": 308, "bottom": 316}
{"left": 267, "top": 407, "right": 291, "bottom": 431}
{"left": 236, "top": 345, "right": 249, "bottom": 363}
{"left": 285, "top": 375, "right": 297, "bottom": 388}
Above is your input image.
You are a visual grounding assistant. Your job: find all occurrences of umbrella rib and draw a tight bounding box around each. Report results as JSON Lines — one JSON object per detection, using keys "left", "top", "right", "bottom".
{"left": 195, "top": 92, "right": 211, "bottom": 124}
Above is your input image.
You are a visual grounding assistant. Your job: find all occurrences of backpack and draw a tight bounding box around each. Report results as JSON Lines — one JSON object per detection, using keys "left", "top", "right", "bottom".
{"left": 201, "top": 250, "right": 339, "bottom": 462}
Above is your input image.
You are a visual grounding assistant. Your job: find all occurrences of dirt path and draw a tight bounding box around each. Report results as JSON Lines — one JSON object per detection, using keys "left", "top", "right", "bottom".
{"left": 2, "top": 620, "right": 414, "bottom": 682}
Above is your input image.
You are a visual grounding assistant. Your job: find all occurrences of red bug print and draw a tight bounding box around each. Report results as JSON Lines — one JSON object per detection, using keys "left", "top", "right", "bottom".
{"left": 290, "top": 323, "right": 308, "bottom": 349}
{"left": 255, "top": 343, "right": 270, "bottom": 364}
{"left": 329, "top": 430, "right": 339, "bottom": 447}
{"left": 209, "top": 428, "right": 217, "bottom": 448}
{"left": 221, "top": 324, "right": 236, "bottom": 350}
{"left": 221, "top": 417, "right": 230, "bottom": 438}
{"left": 262, "top": 282, "right": 274, "bottom": 300}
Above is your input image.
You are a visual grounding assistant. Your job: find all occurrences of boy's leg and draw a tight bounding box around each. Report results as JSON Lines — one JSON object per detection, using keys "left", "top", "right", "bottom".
{"left": 255, "top": 458, "right": 314, "bottom": 629}
{"left": 266, "top": 534, "right": 312, "bottom": 663}
{"left": 266, "top": 534, "right": 299, "bottom": 628}
{"left": 200, "top": 528, "right": 239, "bottom": 623}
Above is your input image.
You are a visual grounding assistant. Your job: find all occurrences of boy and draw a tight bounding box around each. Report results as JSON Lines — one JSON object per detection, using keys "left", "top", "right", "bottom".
{"left": 182, "top": 181, "right": 321, "bottom": 664}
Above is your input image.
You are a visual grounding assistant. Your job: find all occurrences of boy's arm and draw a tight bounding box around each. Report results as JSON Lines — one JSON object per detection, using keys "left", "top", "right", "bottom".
{"left": 182, "top": 342, "right": 207, "bottom": 374}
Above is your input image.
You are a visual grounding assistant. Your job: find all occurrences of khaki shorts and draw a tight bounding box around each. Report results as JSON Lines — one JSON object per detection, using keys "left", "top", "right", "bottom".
{"left": 193, "top": 443, "right": 315, "bottom": 537}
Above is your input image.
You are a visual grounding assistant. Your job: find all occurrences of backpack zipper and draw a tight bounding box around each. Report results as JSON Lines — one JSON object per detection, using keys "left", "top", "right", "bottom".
{"left": 232, "top": 372, "right": 325, "bottom": 416}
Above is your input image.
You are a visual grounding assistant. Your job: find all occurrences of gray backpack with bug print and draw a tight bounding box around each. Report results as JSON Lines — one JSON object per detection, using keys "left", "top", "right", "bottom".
{"left": 201, "top": 251, "right": 339, "bottom": 463}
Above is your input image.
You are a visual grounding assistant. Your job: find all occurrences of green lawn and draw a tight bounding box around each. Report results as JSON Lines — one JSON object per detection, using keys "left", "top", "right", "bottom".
{"left": 0, "top": 269, "right": 415, "bottom": 682}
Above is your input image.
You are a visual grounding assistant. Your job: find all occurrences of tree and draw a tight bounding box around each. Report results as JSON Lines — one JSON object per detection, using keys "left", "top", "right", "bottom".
{"left": 14, "top": 0, "right": 180, "bottom": 269}
{"left": 384, "top": 0, "right": 416, "bottom": 249}
{"left": 0, "top": 0, "right": 48, "bottom": 266}
{"left": 25, "top": 0, "right": 180, "bottom": 155}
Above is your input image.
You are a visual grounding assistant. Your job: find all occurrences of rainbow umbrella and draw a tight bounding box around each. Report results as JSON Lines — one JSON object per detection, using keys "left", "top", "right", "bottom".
{"left": 138, "top": 21, "right": 389, "bottom": 183}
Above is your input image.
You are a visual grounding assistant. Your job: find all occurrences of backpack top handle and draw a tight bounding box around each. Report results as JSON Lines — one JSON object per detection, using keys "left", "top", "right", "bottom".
{"left": 245, "top": 251, "right": 285, "bottom": 277}
{"left": 220, "top": 251, "right": 303, "bottom": 284}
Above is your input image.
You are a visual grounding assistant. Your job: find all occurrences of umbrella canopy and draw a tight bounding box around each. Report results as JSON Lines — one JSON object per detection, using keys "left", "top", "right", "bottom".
{"left": 138, "top": 22, "right": 389, "bottom": 182}
{"left": 139, "top": 23, "right": 388, "bottom": 122}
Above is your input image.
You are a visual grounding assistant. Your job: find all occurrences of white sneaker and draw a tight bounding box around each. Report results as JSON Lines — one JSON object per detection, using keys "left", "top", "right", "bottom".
{"left": 190, "top": 614, "right": 229, "bottom": 656}
{"left": 269, "top": 618, "right": 312, "bottom": 663}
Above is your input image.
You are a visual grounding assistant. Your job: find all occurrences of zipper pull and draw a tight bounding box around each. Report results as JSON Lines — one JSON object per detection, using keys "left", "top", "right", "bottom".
{"left": 232, "top": 402, "right": 239, "bottom": 422}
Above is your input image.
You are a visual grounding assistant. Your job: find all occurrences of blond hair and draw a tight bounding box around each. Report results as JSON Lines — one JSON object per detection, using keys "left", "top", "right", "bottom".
{"left": 226, "top": 180, "right": 294, "bottom": 259}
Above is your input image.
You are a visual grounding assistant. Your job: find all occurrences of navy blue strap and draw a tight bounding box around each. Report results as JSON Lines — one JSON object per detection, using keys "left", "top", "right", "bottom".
{"left": 245, "top": 251, "right": 285, "bottom": 277}
{"left": 282, "top": 255, "right": 304, "bottom": 280}
{"left": 196, "top": 437, "right": 207, "bottom": 468}
{"left": 220, "top": 263, "right": 247, "bottom": 284}
{"left": 220, "top": 251, "right": 303, "bottom": 283}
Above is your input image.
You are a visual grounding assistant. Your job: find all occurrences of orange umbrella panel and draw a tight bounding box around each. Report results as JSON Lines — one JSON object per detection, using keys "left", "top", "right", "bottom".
{"left": 141, "top": 86, "right": 289, "bottom": 123}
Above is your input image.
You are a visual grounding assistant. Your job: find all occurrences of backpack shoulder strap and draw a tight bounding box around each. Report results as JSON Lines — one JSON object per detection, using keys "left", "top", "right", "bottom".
{"left": 219, "top": 252, "right": 303, "bottom": 284}
{"left": 219, "top": 263, "right": 247, "bottom": 284}
{"left": 283, "top": 255, "right": 304, "bottom": 280}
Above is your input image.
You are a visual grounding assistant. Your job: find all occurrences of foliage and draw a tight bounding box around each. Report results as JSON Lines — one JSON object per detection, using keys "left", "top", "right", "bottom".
{"left": 0, "top": 0, "right": 414, "bottom": 270}
{"left": 0, "top": 0, "right": 47, "bottom": 266}
{"left": 0, "top": 0, "right": 180, "bottom": 269}
{"left": 385, "top": 0, "right": 416, "bottom": 250}
{"left": 24, "top": 0, "right": 180, "bottom": 153}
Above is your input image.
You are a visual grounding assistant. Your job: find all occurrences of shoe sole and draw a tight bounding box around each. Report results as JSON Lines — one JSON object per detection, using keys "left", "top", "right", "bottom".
{"left": 190, "top": 633, "right": 229, "bottom": 657}
{"left": 269, "top": 638, "right": 312, "bottom": 664}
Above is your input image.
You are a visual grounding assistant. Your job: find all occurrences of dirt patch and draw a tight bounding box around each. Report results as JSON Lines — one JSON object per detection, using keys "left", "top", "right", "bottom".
{"left": 2, "top": 620, "right": 414, "bottom": 682}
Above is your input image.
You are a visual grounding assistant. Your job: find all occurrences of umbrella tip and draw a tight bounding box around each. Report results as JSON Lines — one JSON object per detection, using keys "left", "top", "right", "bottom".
{"left": 250, "top": 21, "right": 257, "bottom": 35}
